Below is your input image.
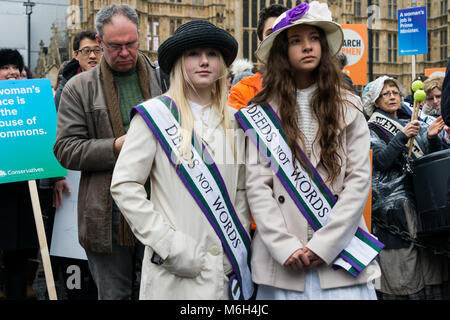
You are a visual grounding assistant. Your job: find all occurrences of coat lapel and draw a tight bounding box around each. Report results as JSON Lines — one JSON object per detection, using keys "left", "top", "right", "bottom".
{"left": 100, "top": 53, "right": 156, "bottom": 138}
{"left": 203, "top": 107, "right": 223, "bottom": 146}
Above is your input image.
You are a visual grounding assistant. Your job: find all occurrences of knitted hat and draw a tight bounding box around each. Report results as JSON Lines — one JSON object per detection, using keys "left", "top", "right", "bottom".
{"left": 362, "top": 75, "right": 404, "bottom": 117}
{"left": 158, "top": 20, "right": 238, "bottom": 74}
{"left": 255, "top": 1, "right": 343, "bottom": 64}
{"left": 0, "top": 48, "right": 24, "bottom": 72}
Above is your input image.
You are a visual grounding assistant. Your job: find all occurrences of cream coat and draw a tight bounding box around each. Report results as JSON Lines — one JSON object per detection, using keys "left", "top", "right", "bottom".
{"left": 246, "top": 94, "right": 381, "bottom": 292}
{"left": 111, "top": 98, "right": 251, "bottom": 300}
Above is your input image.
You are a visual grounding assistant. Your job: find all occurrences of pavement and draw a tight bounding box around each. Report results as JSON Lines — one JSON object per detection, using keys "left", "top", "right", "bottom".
{"left": 31, "top": 252, "right": 140, "bottom": 300}
{"left": 32, "top": 253, "right": 68, "bottom": 300}
{"left": 2, "top": 251, "right": 141, "bottom": 300}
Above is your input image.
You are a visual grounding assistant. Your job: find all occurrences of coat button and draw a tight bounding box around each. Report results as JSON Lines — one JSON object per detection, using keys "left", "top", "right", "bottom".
{"left": 209, "top": 245, "right": 221, "bottom": 256}
{"left": 278, "top": 195, "right": 285, "bottom": 203}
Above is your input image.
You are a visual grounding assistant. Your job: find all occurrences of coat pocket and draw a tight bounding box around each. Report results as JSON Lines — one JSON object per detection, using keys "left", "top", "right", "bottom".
{"left": 162, "top": 231, "right": 205, "bottom": 278}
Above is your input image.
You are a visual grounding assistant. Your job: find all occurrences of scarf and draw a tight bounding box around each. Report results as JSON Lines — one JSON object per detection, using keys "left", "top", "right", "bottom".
{"left": 100, "top": 53, "right": 154, "bottom": 246}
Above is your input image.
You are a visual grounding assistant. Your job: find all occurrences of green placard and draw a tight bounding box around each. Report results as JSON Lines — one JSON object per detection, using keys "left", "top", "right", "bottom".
{"left": 0, "top": 78, "right": 67, "bottom": 184}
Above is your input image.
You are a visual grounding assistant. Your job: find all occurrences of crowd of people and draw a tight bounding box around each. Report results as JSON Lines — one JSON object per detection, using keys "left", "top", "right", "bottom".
{"left": 0, "top": 1, "right": 449, "bottom": 301}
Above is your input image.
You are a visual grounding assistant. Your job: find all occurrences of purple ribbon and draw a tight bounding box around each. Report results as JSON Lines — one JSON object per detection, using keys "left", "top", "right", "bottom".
{"left": 272, "top": 2, "right": 310, "bottom": 32}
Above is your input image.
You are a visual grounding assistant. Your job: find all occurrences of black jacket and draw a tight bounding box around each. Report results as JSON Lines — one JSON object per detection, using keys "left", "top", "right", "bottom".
{"left": 442, "top": 59, "right": 450, "bottom": 126}
{"left": 54, "top": 58, "right": 81, "bottom": 111}
{"left": 0, "top": 182, "right": 38, "bottom": 250}
{"left": 369, "top": 108, "right": 443, "bottom": 248}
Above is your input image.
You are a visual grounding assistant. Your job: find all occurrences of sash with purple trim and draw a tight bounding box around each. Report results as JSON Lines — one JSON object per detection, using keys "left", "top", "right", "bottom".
{"left": 131, "top": 95, "right": 254, "bottom": 300}
{"left": 368, "top": 109, "right": 425, "bottom": 159}
{"left": 235, "top": 104, "right": 384, "bottom": 277}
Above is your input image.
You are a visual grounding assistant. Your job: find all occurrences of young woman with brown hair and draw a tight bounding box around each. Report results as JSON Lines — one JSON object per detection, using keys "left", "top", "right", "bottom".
{"left": 235, "top": 1, "right": 382, "bottom": 299}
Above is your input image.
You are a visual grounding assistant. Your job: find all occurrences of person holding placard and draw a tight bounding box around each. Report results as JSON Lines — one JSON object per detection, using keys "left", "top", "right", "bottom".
{"left": 363, "top": 75, "right": 448, "bottom": 300}
{"left": 236, "top": 1, "right": 381, "bottom": 299}
{"left": 54, "top": 4, "right": 162, "bottom": 300}
{"left": 110, "top": 20, "right": 253, "bottom": 300}
{"left": 0, "top": 48, "right": 39, "bottom": 300}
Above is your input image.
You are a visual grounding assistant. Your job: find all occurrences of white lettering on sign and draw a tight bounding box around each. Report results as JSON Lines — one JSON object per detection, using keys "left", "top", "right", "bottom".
{"left": 342, "top": 29, "right": 364, "bottom": 66}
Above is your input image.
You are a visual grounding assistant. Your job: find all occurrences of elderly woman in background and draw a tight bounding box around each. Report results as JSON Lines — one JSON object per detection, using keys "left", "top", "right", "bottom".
{"left": 363, "top": 75, "right": 449, "bottom": 300}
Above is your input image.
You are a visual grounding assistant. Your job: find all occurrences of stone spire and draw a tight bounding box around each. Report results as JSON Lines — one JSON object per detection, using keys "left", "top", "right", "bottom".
{"left": 34, "top": 40, "right": 46, "bottom": 78}
{"left": 46, "top": 23, "right": 62, "bottom": 68}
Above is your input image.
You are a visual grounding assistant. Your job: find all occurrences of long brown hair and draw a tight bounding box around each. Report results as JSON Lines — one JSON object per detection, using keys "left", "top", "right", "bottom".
{"left": 252, "top": 26, "right": 352, "bottom": 183}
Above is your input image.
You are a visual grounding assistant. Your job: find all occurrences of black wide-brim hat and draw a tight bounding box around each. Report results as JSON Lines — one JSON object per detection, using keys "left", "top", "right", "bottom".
{"left": 158, "top": 20, "right": 238, "bottom": 75}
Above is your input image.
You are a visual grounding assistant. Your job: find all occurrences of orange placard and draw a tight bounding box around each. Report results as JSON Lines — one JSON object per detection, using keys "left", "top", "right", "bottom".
{"left": 341, "top": 24, "right": 368, "bottom": 86}
{"left": 425, "top": 67, "right": 446, "bottom": 78}
{"left": 363, "top": 150, "right": 373, "bottom": 232}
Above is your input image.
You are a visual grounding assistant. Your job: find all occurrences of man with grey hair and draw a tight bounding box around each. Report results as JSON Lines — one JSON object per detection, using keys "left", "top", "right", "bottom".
{"left": 54, "top": 4, "right": 162, "bottom": 299}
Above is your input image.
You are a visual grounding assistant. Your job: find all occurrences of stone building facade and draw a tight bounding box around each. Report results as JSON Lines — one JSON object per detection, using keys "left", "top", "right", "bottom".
{"left": 328, "top": 0, "right": 448, "bottom": 92}
{"left": 66, "top": 0, "right": 448, "bottom": 91}
{"left": 34, "top": 24, "right": 67, "bottom": 90}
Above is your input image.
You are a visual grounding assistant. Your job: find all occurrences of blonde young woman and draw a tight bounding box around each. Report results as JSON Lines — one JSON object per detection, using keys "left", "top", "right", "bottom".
{"left": 110, "top": 20, "right": 253, "bottom": 300}
{"left": 235, "top": 2, "right": 382, "bottom": 300}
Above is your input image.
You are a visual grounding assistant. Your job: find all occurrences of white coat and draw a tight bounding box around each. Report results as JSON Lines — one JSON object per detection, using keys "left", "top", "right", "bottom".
{"left": 246, "top": 95, "right": 381, "bottom": 292}
{"left": 111, "top": 97, "right": 251, "bottom": 300}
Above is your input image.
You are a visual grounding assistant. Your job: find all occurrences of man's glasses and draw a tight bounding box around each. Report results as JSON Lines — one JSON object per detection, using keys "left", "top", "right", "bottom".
{"left": 380, "top": 91, "right": 400, "bottom": 98}
{"left": 102, "top": 40, "right": 138, "bottom": 53}
{"left": 76, "top": 47, "right": 102, "bottom": 56}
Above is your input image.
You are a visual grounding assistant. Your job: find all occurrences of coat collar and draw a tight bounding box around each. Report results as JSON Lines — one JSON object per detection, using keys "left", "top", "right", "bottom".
{"left": 100, "top": 53, "right": 154, "bottom": 138}
{"left": 194, "top": 105, "right": 224, "bottom": 149}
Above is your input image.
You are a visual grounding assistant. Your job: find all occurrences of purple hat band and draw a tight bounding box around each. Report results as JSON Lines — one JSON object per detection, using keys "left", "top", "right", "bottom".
{"left": 272, "top": 2, "right": 310, "bottom": 33}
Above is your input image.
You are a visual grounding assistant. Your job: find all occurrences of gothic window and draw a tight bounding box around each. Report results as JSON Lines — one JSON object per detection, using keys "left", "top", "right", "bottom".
{"left": 243, "top": 31, "right": 249, "bottom": 60}
{"left": 79, "top": 0, "right": 83, "bottom": 22}
{"left": 170, "top": 19, "right": 175, "bottom": 35}
{"left": 243, "top": 0, "right": 249, "bottom": 28}
{"left": 374, "top": 32, "right": 379, "bottom": 62}
{"left": 252, "top": 31, "right": 258, "bottom": 63}
{"left": 148, "top": 18, "right": 159, "bottom": 51}
{"left": 441, "top": 0, "right": 448, "bottom": 15}
{"left": 388, "top": 0, "right": 397, "bottom": 19}
{"left": 354, "top": 0, "right": 361, "bottom": 16}
{"left": 388, "top": 33, "right": 397, "bottom": 62}
{"left": 441, "top": 29, "right": 448, "bottom": 61}
{"left": 252, "top": 0, "right": 257, "bottom": 27}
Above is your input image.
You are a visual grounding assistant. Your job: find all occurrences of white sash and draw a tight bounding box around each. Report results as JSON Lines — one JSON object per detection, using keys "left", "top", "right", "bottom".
{"left": 368, "top": 110, "right": 425, "bottom": 159}
{"left": 132, "top": 96, "right": 254, "bottom": 300}
{"left": 236, "top": 104, "right": 384, "bottom": 277}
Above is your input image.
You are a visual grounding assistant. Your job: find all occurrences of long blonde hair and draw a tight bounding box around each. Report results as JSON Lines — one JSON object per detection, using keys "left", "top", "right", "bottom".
{"left": 165, "top": 52, "right": 235, "bottom": 162}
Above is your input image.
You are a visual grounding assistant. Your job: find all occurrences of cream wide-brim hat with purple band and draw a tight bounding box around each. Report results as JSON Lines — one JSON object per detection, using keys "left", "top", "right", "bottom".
{"left": 255, "top": 1, "right": 344, "bottom": 64}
